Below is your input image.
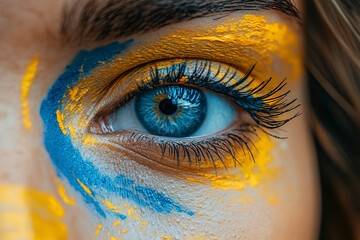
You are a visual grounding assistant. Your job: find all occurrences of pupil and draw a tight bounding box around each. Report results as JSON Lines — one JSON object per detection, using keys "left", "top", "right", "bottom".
{"left": 159, "top": 98, "right": 178, "bottom": 115}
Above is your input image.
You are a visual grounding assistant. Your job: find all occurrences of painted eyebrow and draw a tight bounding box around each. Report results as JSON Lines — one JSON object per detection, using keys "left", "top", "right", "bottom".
{"left": 60, "top": 0, "right": 299, "bottom": 45}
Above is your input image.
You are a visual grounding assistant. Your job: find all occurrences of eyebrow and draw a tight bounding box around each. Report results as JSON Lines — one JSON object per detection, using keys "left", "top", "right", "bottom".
{"left": 60, "top": 0, "right": 299, "bottom": 45}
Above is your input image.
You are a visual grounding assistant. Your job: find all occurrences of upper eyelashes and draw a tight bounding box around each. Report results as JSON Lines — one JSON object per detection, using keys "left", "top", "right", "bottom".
{"left": 92, "top": 59, "right": 298, "bottom": 134}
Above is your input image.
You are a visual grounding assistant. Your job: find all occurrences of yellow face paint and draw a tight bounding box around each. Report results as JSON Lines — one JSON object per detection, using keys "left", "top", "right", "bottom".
{"left": 56, "top": 182, "right": 75, "bottom": 206}
{"left": 184, "top": 236, "right": 222, "bottom": 240}
{"left": 77, "top": 14, "right": 300, "bottom": 99}
{"left": 76, "top": 178, "right": 93, "bottom": 196}
{"left": 0, "top": 184, "right": 67, "bottom": 240}
{"left": 56, "top": 109, "right": 67, "bottom": 135}
{"left": 185, "top": 133, "right": 279, "bottom": 193}
{"left": 21, "top": 57, "right": 39, "bottom": 130}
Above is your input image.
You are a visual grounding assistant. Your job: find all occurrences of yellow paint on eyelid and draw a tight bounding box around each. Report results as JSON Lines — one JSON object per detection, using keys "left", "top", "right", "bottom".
{"left": 21, "top": 57, "right": 39, "bottom": 130}
{"left": 57, "top": 79, "right": 94, "bottom": 141}
{"left": 0, "top": 184, "right": 67, "bottom": 240}
{"left": 81, "top": 14, "right": 300, "bottom": 95}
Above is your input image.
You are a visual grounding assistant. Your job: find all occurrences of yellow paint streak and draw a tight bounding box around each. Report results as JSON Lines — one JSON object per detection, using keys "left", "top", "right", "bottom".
{"left": 95, "top": 229, "right": 100, "bottom": 235}
{"left": 21, "top": 57, "right": 39, "bottom": 130}
{"left": 76, "top": 178, "right": 92, "bottom": 197}
{"left": 110, "top": 236, "right": 118, "bottom": 240}
{"left": 242, "top": 195, "right": 254, "bottom": 201}
{"left": 236, "top": 199, "right": 248, "bottom": 204}
{"left": 268, "top": 197, "right": 279, "bottom": 203}
{"left": 103, "top": 199, "right": 138, "bottom": 219}
{"left": 57, "top": 183, "right": 75, "bottom": 206}
{"left": 112, "top": 220, "right": 121, "bottom": 227}
{"left": 97, "top": 224, "right": 103, "bottom": 229}
{"left": 184, "top": 236, "right": 222, "bottom": 240}
{"left": 159, "top": 235, "right": 173, "bottom": 239}
{"left": 56, "top": 110, "right": 67, "bottom": 135}
{"left": 68, "top": 86, "right": 89, "bottom": 102}
{"left": 68, "top": 86, "right": 79, "bottom": 101}
{"left": 185, "top": 177, "right": 205, "bottom": 183}
{"left": 0, "top": 184, "right": 67, "bottom": 240}
{"left": 59, "top": 78, "right": 94, "bottom": 143}
{"left": 193, "top": 134, "right": 278, "bottom": 191}
{"left": 122, "top": 229, "right": 128, "bottom": 233}
{"left": 101, "top": 199, "right": 123, "bottom": 214}
{"left": 82, "top": 134, "right": 98, "bottom": 147}
{"left": 66, "top": 124, "right": 78, "bottom": 140}
{"left": 142, "top": 220, "right": 148, "bottom": 226}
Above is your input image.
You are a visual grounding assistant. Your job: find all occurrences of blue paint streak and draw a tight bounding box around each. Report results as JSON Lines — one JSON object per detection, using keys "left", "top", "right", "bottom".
{"left": 40, "top": 40, "right": 194, "bottom": 218}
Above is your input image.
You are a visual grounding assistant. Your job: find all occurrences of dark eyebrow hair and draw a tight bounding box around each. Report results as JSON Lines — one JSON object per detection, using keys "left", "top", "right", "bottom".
{"left": 60, "top": 0, "right": 299, "bottom": 45}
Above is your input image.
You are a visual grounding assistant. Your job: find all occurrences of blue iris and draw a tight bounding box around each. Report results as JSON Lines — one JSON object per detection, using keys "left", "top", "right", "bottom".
{"left": 135, "top": 85, "right": 207, "bottom": 137}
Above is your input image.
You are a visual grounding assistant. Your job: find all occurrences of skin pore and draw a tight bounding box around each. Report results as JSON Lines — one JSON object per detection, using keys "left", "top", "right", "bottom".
{"left": 0, "top": 0, "right": 320, "bottom": 239}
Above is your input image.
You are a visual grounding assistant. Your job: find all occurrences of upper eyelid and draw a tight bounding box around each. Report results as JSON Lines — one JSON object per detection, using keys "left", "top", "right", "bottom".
{"left": 64, "top": 13, "right": 301, "bottom": 96}
{"left": 91, "top": 59, "right": 248, "bottom": 116}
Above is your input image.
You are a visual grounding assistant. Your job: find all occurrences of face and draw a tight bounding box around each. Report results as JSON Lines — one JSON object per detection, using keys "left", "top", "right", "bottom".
{"left": 0, "top": 0, "right": 320, "bottom": 239}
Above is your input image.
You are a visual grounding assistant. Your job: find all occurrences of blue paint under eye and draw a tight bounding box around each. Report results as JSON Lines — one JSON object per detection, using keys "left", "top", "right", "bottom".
{"left": 40, "top": 40, "right": 194, "bottom": 218}
{"left": 135, "top": 85, "right": 207, "bottom": 137}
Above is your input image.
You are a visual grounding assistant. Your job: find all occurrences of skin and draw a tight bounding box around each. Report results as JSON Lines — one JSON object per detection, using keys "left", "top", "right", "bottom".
{"left": 0, "top": 0, "right": 320, "bottom": 239}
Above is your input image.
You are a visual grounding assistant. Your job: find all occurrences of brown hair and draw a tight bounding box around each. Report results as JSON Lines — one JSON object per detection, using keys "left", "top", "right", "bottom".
{"left": 305, "top": 0, "right": 360, "bottom": 239}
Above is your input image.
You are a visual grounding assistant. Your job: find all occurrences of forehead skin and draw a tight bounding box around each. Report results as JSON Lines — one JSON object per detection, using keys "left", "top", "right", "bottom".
{"left": 0, "top": 0, "right": 319, "bottom": 240}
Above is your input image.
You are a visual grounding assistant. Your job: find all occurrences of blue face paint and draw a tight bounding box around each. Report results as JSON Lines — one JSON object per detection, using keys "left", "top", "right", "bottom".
{"left": 40, "top": 40, "right": 194, "bottom": 219}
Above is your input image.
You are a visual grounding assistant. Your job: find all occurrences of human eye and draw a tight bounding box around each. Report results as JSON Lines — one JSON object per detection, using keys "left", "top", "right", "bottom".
{"left": 89, "top": 59, "right": 297, "bottom": 170}
{"left": 41, "top": 13, "right": 304, "bottom": 237}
